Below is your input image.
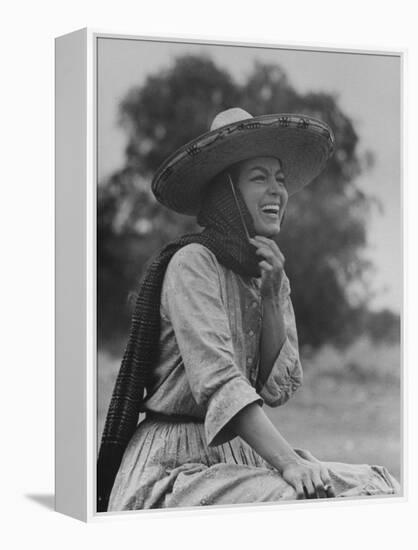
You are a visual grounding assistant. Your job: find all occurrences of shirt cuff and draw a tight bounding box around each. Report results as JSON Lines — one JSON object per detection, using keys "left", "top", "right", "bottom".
{"left": 257, "top": 337, "right": 302, "bottom": 407}
{"left": 205, "top": 377, "right": 263, "bottom": 447}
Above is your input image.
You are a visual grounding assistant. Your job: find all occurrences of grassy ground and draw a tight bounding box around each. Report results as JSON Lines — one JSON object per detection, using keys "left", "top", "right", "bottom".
{"left": 98, "top": 337, "right": 401, "bottom": 480}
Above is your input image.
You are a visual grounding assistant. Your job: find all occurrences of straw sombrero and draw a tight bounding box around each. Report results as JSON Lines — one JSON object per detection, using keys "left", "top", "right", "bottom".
{"left": 152, "top": 107, "right": 335, "bottom": 216}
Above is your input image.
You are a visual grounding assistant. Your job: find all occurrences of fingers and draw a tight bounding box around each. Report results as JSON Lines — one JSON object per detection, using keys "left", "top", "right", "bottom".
{"left": 307, "top": 465, "right": 336, "bottom": 499}
{"left": 251, "top": 235, "right": 285, "bottom": 260}
{"left": 283, "top": 470, "right": 318, "bottom": 500}
{"left": 283, "top": 467, "right": 307, "bottom": 500}
{"left": 250, "top": 239, "right": 284, "bottom": 269}
{"left": 259, "top": 260, "right": 274, "bottom": 273}
{"left": 255, "top": 247, "right": 276, "bottom": 263}
{"left": 289, "top": 476, "right": 319, "bottom": 500}
{"left": 320, "top": 467, "right": 336, "bottom": 498}
{"left": 312, "top": 470, "right": 327, "bottom": 499}
{"left": 293, "top": 479, "right": 306, "bottom": 500}
{"left": 284, "top": 463, "right": 335, "bottom": 501}
{"left": 302, "top": 475, "right": 317, "bottom": 499}
{"left": 307, "top": 464, "right": 335, "bottom": 499}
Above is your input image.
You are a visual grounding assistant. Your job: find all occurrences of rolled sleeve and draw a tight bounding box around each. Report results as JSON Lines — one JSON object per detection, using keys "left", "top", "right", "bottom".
{"left": 162, "top": 244, "right": 262, "bottom": 446}
{"left": 257, "top": 281, "right": 303, "bottom": 407}
{"left": 206, "top": 377, "right": 262, "bottom": 446}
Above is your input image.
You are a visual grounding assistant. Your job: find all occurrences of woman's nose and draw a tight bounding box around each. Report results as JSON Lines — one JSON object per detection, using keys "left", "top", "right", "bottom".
{"left": 267, "top": 175, "right": 281, "bottom": 194}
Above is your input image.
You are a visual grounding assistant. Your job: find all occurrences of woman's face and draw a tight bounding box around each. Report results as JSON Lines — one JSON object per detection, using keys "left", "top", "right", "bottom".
{"left": 234, "top": 156, "right": 288, "bottom": 237}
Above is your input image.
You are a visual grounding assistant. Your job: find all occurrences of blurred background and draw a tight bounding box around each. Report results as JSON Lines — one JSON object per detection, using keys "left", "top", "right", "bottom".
{"left": 97, "top": 38, "right": 401, "bottom": 479}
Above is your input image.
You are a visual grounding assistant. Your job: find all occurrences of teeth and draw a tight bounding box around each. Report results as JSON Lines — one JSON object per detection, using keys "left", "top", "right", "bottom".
{"left": 261, "top": 204, "right": 280, "bottom": 214}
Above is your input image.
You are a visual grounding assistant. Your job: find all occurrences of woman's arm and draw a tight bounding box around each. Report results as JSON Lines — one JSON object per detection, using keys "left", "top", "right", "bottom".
{"left": 229, "top": 402, "right": 335, "bottom": 499}
{"left": 249, "top": 235, "right": 287, "bottom": 385}
{"left": 246, "top": 236, "right": 335, "bottom": 498}
{"left": 258, "top": 293, "right": 287, "bottom": 387}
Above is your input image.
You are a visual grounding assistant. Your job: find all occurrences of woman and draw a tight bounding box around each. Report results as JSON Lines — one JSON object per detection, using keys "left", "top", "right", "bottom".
{"left": 98, "top": 108, "right": 399, "bottom": 512}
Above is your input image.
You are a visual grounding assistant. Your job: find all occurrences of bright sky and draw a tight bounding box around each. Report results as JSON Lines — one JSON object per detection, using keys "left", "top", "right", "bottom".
{"left": 97, "top": 37, "right": 401, "bottom": 313}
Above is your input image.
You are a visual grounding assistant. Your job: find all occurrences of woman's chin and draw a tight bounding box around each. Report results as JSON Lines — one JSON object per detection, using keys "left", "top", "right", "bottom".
{"left": 257, "top": 222, "right": 281, "bottom": 238}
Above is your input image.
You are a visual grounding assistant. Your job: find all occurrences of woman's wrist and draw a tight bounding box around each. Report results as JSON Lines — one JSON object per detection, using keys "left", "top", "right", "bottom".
{"left": 229, "top": 403, "right": 301, "bottom": 474}
{"left": 269, "top": 448, "right": 302, "bottom": 473}
{"left": 260, "top": 272, "right": 284, "bottom": 301}
{"left": 261, "top": 294, "right": 281, "bottom": 308}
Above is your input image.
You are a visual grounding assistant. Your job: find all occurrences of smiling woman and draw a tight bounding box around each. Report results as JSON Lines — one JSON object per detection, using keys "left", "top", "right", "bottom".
{"left": 97, "top": 108, "right": 400, "bottom": 512}
{"left": 235, "top": 157, "right": 288, "bottom": 237}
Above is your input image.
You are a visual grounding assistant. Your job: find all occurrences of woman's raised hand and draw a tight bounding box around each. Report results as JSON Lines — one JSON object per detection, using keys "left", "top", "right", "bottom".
{"left": 281, "top": 454, "right": 336, "bottom": 499}
{"left": 249, "top": 235, "right": 285, "bottom": 298}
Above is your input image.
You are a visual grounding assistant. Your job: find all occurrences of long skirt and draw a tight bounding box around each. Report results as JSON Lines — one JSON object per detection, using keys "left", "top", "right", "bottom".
{"left": 108, "top": 417, "right": 400, "bottom": 511}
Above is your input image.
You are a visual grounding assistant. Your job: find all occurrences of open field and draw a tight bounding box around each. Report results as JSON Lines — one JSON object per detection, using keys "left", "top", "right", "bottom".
{"left": 98, "top": 338, "right": 401, "bottom": 481}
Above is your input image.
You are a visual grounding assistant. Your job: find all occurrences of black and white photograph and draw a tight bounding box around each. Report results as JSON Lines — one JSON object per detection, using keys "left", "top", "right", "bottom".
{"left": 4, "top": 0, "right": 418, "bottom": 543}
{"left": 96, "top": 36, "right": 402, "bottom": 514}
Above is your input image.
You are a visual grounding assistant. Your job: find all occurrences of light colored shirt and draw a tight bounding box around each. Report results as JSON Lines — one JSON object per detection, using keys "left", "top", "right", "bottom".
{"left": 141, "top": 243, "right": 303, "bottom": 447}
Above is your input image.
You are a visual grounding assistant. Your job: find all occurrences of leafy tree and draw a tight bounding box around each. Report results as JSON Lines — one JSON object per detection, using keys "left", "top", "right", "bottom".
{"left": 98, "top": 55, "right": 384, "bottom": 353}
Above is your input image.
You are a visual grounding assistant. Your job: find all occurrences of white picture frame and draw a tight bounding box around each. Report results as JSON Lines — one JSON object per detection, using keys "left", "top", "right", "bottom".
{"left": 55, "top": 28, "right": 405, "bottom": 522}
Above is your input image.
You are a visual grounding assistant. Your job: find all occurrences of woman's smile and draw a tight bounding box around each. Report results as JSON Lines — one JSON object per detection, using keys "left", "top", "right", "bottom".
{"left": 259, "top": 202, "right": 282, "bottom": 219}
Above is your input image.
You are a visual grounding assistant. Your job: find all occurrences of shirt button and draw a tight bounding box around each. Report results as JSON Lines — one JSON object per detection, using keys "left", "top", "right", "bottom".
{"left": 251, "top": 301, "right": 258, "bottom": 309}
{"left": 247, "top": 357, "right": 253, "bottom": 366}
{"left": 247, "top": 329, "right": 254, "bottom": 337}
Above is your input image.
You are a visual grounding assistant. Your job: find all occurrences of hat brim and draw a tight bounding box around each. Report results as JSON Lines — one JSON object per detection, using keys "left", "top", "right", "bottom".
{"left": 152, "top": 113, "right": 335, "bottom": 216}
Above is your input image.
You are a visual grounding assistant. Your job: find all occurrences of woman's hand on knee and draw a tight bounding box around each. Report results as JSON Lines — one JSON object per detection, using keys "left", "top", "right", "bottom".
{"left": 281, "top": 458, "right": 335, "bottom": 499}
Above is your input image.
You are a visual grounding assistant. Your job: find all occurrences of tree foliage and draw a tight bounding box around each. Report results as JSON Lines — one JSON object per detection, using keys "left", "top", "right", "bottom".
{"left": 98, "top": 55, "right": 387, "bottom": 353}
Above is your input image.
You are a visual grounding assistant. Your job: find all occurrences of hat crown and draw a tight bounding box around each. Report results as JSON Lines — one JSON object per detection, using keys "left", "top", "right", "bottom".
{"left": 210, "top": 108, "right": 253, "bottom": 131}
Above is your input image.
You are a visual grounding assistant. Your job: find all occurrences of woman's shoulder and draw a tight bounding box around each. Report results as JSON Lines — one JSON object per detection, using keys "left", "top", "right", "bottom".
{"left": 167, "top": 243, "right": 220, "bottom": 275}
{"left": 163, "top": 243, "right": 224, "bottom": 294}
{"left": 162, "top": 243, "right": 224, "bottom": 310}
